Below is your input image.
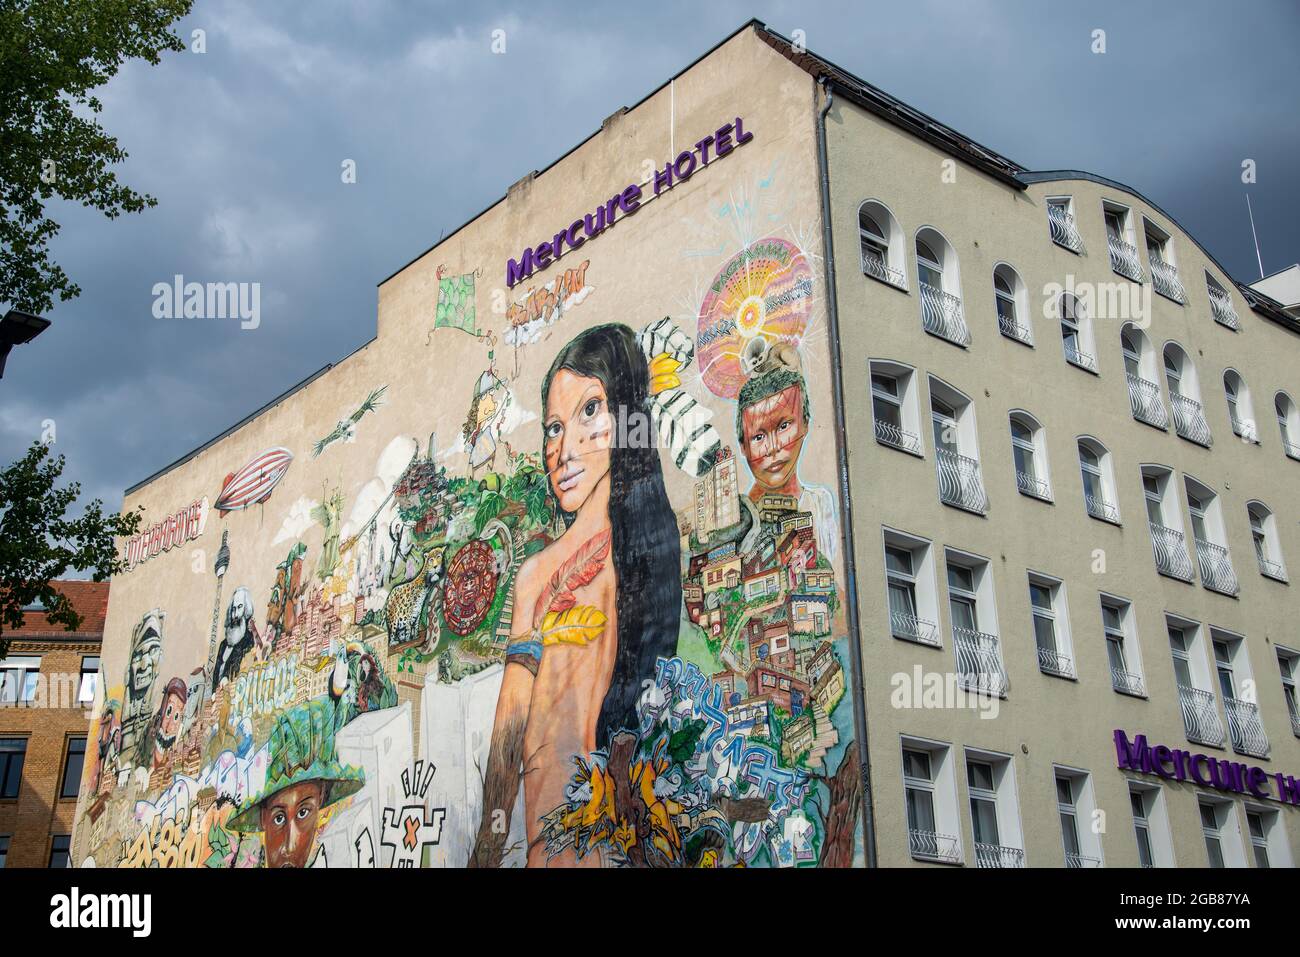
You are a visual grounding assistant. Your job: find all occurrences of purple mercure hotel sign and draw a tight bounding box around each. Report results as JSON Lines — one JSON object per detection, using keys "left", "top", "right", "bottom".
{"left": 1115, "top": 729, "right": 1300, "bottom": 805}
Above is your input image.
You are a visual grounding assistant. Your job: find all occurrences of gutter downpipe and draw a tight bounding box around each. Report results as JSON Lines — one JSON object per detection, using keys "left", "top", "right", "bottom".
{"left": 816, "top": 75, "right": 878, "bottom": 868}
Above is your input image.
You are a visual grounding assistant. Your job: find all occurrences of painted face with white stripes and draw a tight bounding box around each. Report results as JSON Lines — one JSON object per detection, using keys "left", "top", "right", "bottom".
{"left": 543, "top": 369, "right": 613, "bottom": 515}
{"left": 740, "top": 382, "right": 808, "bottom": 499}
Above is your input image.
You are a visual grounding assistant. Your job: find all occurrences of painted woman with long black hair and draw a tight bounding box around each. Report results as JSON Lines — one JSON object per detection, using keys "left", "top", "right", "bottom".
{"left": 470, "top": 323, "right": 684, "bottom": 867}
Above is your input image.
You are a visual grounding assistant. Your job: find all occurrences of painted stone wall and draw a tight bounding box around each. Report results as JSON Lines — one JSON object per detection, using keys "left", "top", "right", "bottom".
{"left": 72, "top": 28, "right": 865, "bottom": 868}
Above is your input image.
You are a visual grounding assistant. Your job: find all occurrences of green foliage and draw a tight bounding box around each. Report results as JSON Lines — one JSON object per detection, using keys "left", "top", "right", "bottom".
{"left": 473, "top": 489, "right": 505, "bottom": 536}
{"left": 0, "top": 441, "right": 142, "bottom": 658}
{"left": 667, "top": 718, "right": 706, "bottom": 765}
{"left": 0, "top": 0, "right": 194, "bottom": 314}
{"left": 204, "top": 823, "right": 231, "bottom": 867}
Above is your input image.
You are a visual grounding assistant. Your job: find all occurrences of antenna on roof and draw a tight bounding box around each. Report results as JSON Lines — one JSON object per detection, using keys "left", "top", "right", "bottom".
{"left": 1246, "top": 194, "right": 1264, "bottom": 280}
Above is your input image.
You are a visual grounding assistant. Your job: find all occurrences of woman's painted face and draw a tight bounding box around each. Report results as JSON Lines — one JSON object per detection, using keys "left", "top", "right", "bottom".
{"left": 544, "top": 369, "right": 613, "bottom": 514}
{"left": 741, "top": 383, "right": 808, "bottom": 493}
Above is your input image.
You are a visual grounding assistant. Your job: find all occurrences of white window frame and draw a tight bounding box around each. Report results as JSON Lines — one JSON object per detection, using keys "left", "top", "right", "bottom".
{"left": 1248, "top": 501, "right": 1287, "bottom": 582}
{"left": 870, "top": 360, "right": 923, "bottom": 457}
{"left": 1054, "top": 767, "right": 1103, "bottom": 867}
{"left": 1101, "top": 594, "right": 1145, "bottom": 697}
{"left": 1009, "top": 411, "right": 1052, "bottom": 502}
{"left": 1199, "top": 798, "right": 1247, "bottom": 868}
{"left": 1223, "top": 369, "right": 1259, "bottom": 443}
{"left": 993, "top": 263, "right": 1032, "bottom": 345}
{"left": 1028, "top": 572, "right": 1075, "bottom": 679}
{"left": 0, "top": 656, "right": 42, "bottom": 706}
{"left": 1057, "top": 292, "right": 1097, "bottom": 373}
{"left": 902, "top": 736, "right": 962, "bottom": 864}
{"left": 858, "top": 200, "right": 907, "bottom": 290}
{"left": 882, "top": 527, "right": 941, "bottom": 648}
{"left": 1128, "top": 783, "right": 1175, "bottom": 867}
{"left": 964, "top": 748, "right": 1025, "bottom": 867}
{"left": 1077, "top": 437, "right": 1120, "bottom": 525}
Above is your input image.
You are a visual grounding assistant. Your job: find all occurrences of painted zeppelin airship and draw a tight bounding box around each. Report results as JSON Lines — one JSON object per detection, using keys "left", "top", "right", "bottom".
{"left": 214, "top": 447, "right": 294, "bottom": 513}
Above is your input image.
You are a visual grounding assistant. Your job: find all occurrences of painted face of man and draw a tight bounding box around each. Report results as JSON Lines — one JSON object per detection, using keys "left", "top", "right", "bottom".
{"left": 130, "top": 630, "right": 161, "bottom": 696}
{"left": 544, "top": 370, "right": 613, "bottom": 515}
{"left": 260, "top": 780, "right": 326, "bottom": 868}
{"left": 740, "top": 384, "right": 808, "bottom": 494}
{"left": 158, "top": 692, "right": 184, "bottom": 745}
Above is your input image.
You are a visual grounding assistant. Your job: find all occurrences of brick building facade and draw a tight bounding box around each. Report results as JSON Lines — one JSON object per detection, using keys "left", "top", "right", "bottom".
{"left": 0, "top": 581, "right": 105, "bottom": 868}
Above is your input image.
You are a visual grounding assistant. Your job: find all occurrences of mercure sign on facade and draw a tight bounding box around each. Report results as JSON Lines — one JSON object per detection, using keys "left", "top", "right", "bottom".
{"left": 1114, "top": 729, "right": 1300, "bottom": 805}
{"left": 505, "top": 116, "right": 754, "bottom": 288}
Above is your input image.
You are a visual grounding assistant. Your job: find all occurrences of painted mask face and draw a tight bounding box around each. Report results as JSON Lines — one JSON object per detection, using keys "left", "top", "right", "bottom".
{"left": 544, "top": 370, "right": 613, "bottom": 515}
{"left": 261, "top": 780, "right": 326, "bottom": 868}
{"left": 158, "top": 692, "right": 184, "bottom": 744}
{"left": 740, "top": 384, "right": 808, "bottom": 493}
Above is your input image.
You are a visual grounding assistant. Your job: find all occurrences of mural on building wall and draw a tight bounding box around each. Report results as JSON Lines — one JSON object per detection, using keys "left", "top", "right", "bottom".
{"left": 77, "top": 221, "right": 862, "bottom": 868}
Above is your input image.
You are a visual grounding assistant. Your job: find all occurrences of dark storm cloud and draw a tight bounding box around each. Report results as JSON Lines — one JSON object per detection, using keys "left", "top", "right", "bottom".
{"left": 2, "top": 0, "right": 1296, "bottom": 516}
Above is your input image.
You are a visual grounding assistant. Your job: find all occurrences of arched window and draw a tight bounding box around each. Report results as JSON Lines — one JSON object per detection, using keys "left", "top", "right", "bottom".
{"left": 994, "top": 264, "right": 1031, "bottom": 344}
{"left": 1058, "top": 293, "right": 1097, "bottom": 372}
{"left": 929, "top": 376, "right": 985, "bottom": 514}
{"left": 1077, "top": 437, "right": 1119, "bottom": 524}
{"left": 1142, "top": 464, "right": 1192, "bottom": 582}
{"left": 1247, "top": 501, "right": 1287, "bottom": 582}
{"left": 1185, "top": 475, "right": 1238, "bottom": 596}
{"left": 1223, "top": 370, "right": 1258, "bottom": 442}
{"left": 1163, "top": 343, "right": 1212, "bottom": 446}
{"left": 858, "top": 201, "right": 906, "bottom": 289}
{"left": 1276, "top": 392, "right": 1300, "bottom": 460}
{"left": 1121, "top": 324, "right": 1166, "bottom": 429}
{"left": 915, "top": 228, "right": 969, "bottom": 346}
{"left": 1010, "top": 411, "right": 1051, "bottom": 501}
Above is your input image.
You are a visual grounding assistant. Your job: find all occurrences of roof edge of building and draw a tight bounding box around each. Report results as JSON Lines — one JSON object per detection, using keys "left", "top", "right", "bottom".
{"left": 1020, "top": 170, "right": 1300, "bottom": 337}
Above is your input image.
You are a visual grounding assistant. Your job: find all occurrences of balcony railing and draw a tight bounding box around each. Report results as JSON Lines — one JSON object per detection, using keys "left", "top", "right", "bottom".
{"left": 1126, "top": 373, "right": 1168, "bottom": 429}
{"left": 1290, "top": 708, "right": 1300, "bottom": 738}
{"left": 998, "top": 312, "right": 1033, "bottom": 345}
{"left": 875, "top": 419, "right": 923, "bottom": 455}
{"left": 909, "top": 828, "right": 962, "bottom": 864}
{"left": 862, "top": 248, "right": 907, "bottom": 289}
{"left": 975, "top": 843, "right": 1026, "bottom": 868}
{"left": 919, "top": 282, "right": 971, "bottom": 346}
{"left": 1178, "top": 684, "right": 1226, "bottom": 747}
{"left": 1208, "top": 285, "right": 1240, "bottom": 330}
{"left": 1194, "top": 538, "right": 1240, "bottom": 596}
{"left": 1149, "top": 522, "right": 1195, "bottom": 582}
{"left": 1016, "top": 469, "right": 1051, "bottom": 501}
{"left": 1065, "top": 852, "right": 1102, "bottom": 869}
{"left": 1223, "top": 696, "right": 1269, "bottom": 759}
{"left": 1257, "top": 554, "right": 1288, "bottom": 582}
{"left": 1048, "top": 205, "right": 1087, "bottom": 254}
{"left": 1108, "top": 234, "right": 1143, "bottom": 282}
{"left": 891, "top": 611, "right": 941, "bottom": 647}
{"left": 1037, "top": 646, "right": 1075, "bottom": 678}
{"left": 935, "top": 448, "right": 988, "bottom": 514}
{"left": 1230, "top": 415, "right": 1258, "bottom": 443}
{"left": 1285, "top": 438, "right": 1300, "bottom": 462}
{"left": 1169, "top": 393, "right": 1213, "bottom": 446}
{"left": 1085, "top": 494, "right": 1120, "bottom": 525}
{"left": 1150, "top": 254, "right": 1186, "bottom": 303}
{"left": 1064, "top": 342, "right": 1098, "bottom": 372}
{"left": 953, "top": 626, "right": 1009, "bottom": 696}
{"left": 1111, "top": 668, "right": 1146, "bottom": 697}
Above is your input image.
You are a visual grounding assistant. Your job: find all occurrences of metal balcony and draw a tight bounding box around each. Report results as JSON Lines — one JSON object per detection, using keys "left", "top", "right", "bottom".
{"left": 953, "top": 626, "right": 1009, "bottom": 696}
{"left": 1194, "top": 538, "right": 1239, "bottom": 596}
{"left": 1223, "top": 696, "right": 1269, "bottom": 759}
{"left": 891, "top": 611, "right": 941, "bottom": 647}
{"left": 1150, "top": 255, "right": 1186, "bottom": 303}
{"left": 1169, "top": 393, "right": 1213, "bottom": 446}
{"left": 1111, "top": 668, "right": 1146, "bottom": 697}
{"left": 1257, "top": 554, "right": 1288, "bottom": 582}
{"left": 1108, "top": 234, "right": 1143, "bottom": 282}
{"left": 998, "top": 312, "right": 1033, "bottom": 345}
{"left": 909, "top": 828, "right": 962, "bottom": 864}
{"left": 975, "top": 843, "right": 1026, "bottom": 868}
{"left": 862, "top": 248, "right": 906, "bottom": 289}
{"left": 1064, "top": 342, "right": 1098, "bottom": 372}
{"left": 1230, "top": 415, "right": 1258, "bottom": 443}
{"left": 1126, "top": 373, "right": 1168, "bottom": 429}
{"left": 935, "top": 448, "right": 988, "bottom": 514}
{"left": 1048, "top": 205, "right": 1087, "bottom": 254}
{"left": 1086, "top": 494, "right": 1120, "bottom": 525}
{"left": 875, "top": 419, "right": 922, "bottom": 455}
{"left": 1178, "top": 684, "right": 1226, "bottom": 747}
{"left": 1208, "top": 285, "right": 1240, "bottom": 330}
{"left": 1065, "top": 852, "right": 1102, "bottom": 869}
{"left": 1016, "top": 470, "right": 1051, "bottom": 502}
{"left": 1037, "top": 646, "right": 1075, "bottom": 678}
{"left": 1290, "top": 709, "right": 1300, "bottom": 738}
{"left": 919, "top": 282, "right": 971, "bottom": 346}
{"left": 1285, "top": 439, "right": 1300, "bottom": 462}
{"left": 1149, "top": 523, "right": 1195, "bottom": 582}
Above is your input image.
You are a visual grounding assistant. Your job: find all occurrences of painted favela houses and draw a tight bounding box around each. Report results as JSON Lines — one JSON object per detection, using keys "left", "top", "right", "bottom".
{"left": 71, "top": 23, "right": 866, "bottom": 869}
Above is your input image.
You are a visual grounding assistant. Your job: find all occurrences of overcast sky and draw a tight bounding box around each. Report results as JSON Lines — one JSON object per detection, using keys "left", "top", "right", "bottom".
{"left": 4, "top": 0, "right": 1298, "bottom": 521}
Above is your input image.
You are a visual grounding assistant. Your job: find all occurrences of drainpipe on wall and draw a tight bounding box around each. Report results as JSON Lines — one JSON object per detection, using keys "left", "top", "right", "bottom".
{"left": 815, "top": 76, "right": 878, "bottom": 868}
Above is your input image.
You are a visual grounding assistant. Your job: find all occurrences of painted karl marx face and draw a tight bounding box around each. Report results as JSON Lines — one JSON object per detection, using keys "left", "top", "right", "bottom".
{"left": 260, "top": 779, "right": 326, "bottom": 868}
{"left": 544, "top": 370, "right": 612, "bottom": 515}
{"left": 740, "top": 383, "right": 808, "bottom": 495}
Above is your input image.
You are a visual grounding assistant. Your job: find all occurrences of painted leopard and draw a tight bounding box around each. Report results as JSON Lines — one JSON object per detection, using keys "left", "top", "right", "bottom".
{"left": 385, "top": 544, "right": 446, "bottom": 650}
